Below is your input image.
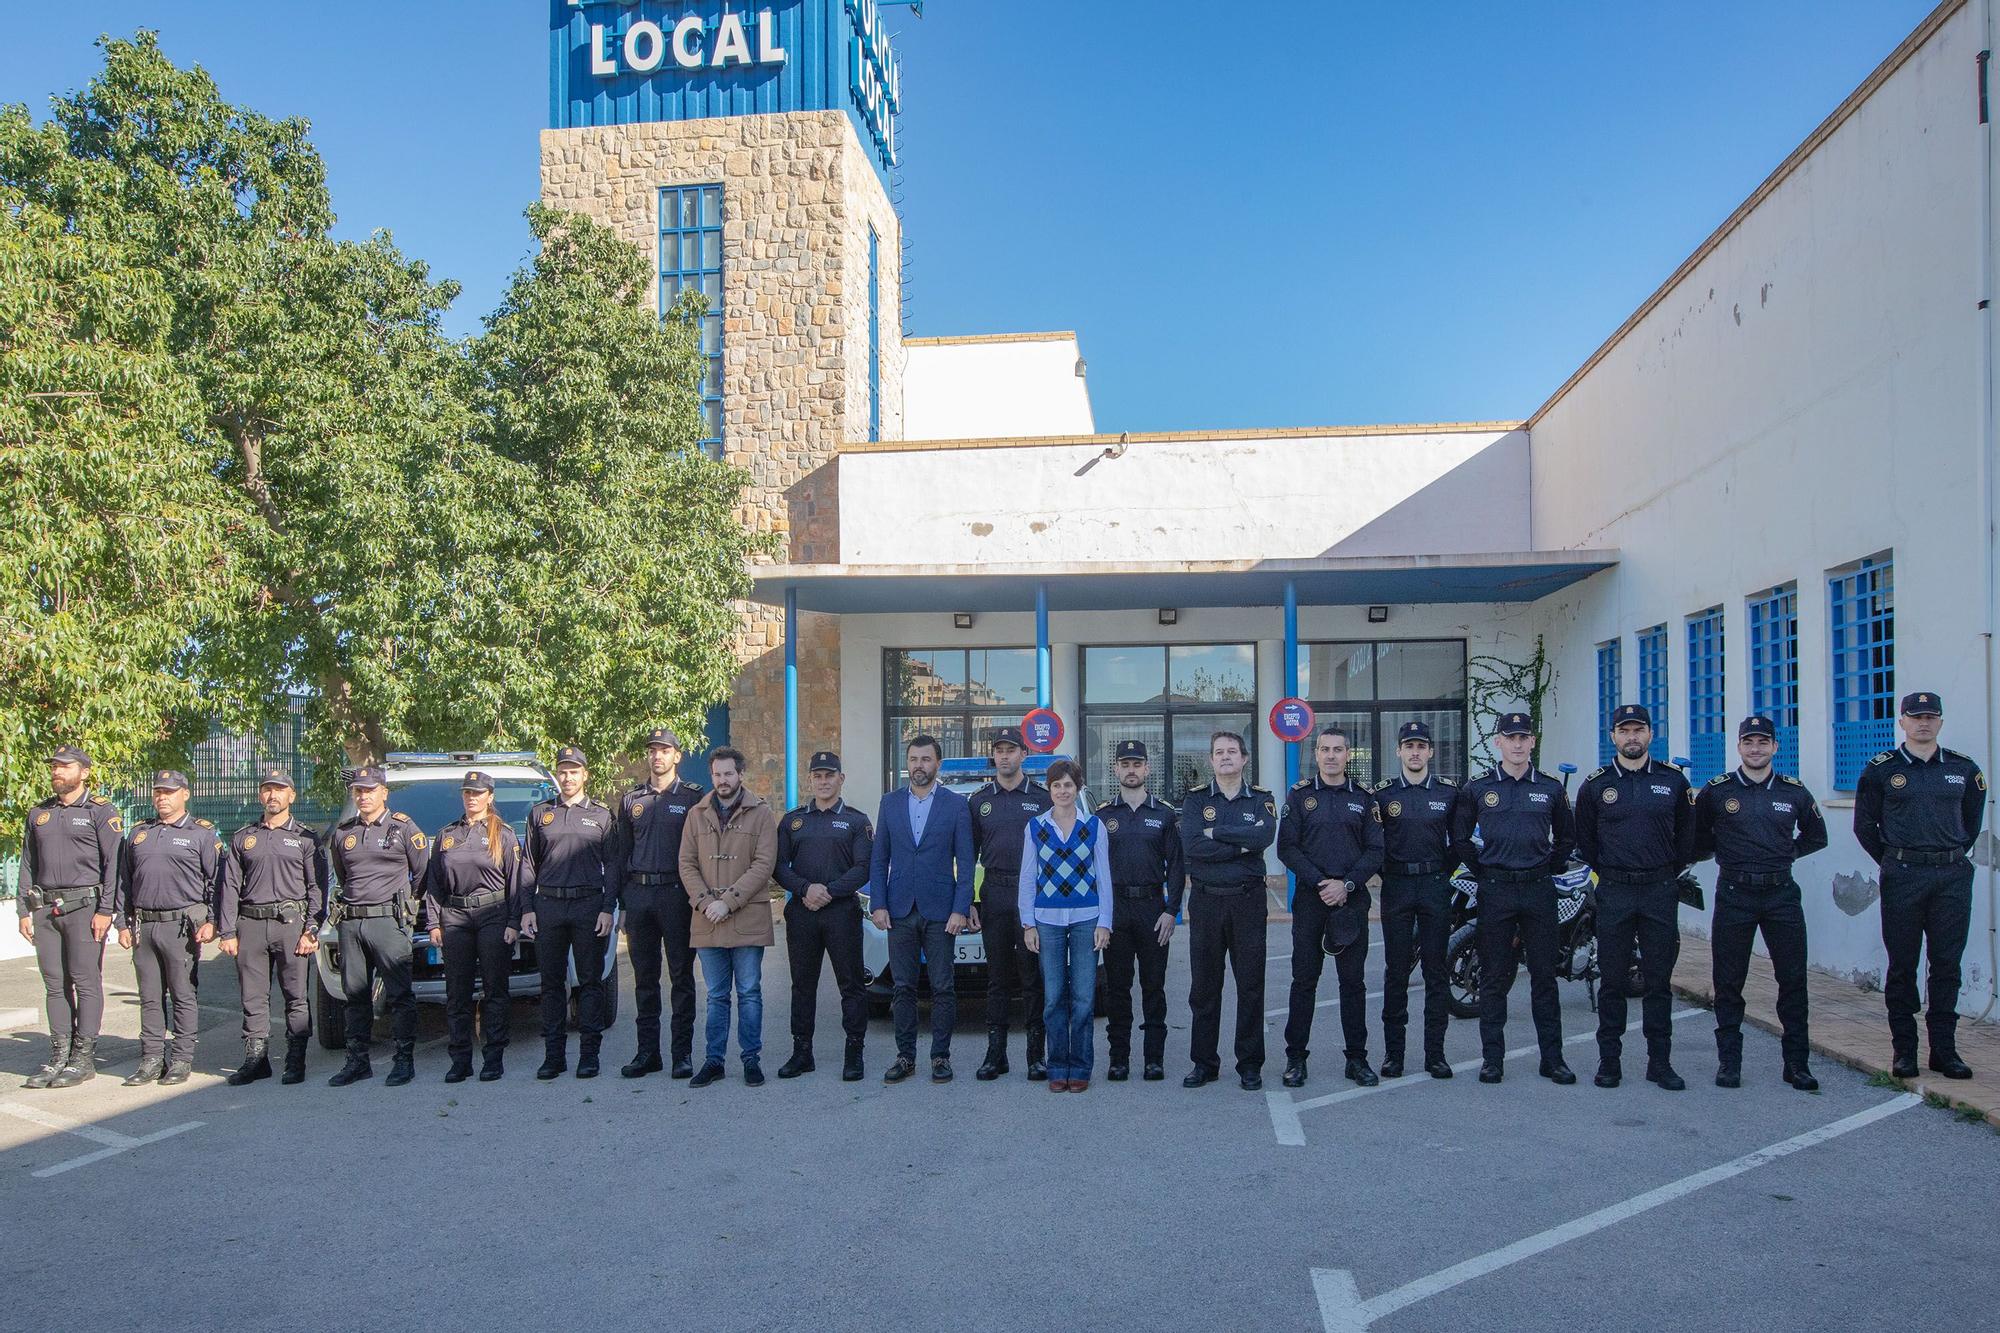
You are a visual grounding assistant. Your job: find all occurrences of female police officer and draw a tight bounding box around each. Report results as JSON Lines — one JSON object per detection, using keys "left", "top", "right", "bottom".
{"left": 423, "top": 771, "right": 533, "bottom": 1082}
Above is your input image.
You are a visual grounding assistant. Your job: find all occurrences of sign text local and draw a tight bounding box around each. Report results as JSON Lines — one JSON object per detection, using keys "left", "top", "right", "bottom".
{"left": 577, "top": 3, "right": 789, "bottom": 77}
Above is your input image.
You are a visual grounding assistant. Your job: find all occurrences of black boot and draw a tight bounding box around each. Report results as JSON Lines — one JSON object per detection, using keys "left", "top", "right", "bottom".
{"left": 621, "top": 1047, "right": 663, "bottom": 1078}
{"left": 778, "top": 1046, "right": 815, "bottom": 1078}
{"left": 48, "top": 1036, "right": 96, "bottom": 1089}
{"left": 329, "top": 1048, "right": 373, "bottom": 1087}
{"left": 1282, "top": 1058, "right": 1307, "bottom": 1088}
{"left": 1783, "top": 1061, "right": 1819, "bottom": 1091}
{"left": 842, "top": 1041, "right": 865, "bottom": 1082}
{"left": 576, "top": 1040, "right": 600, "bottom": 1080}
{"left": 480, "top": 1050, "right": 504, "bottom": 1081}
{"left": 537, "top": 1043, "right": 567, "bottom": 1080}
{"left": 124, "top": 1056, "right": 165, "bottom": 1087}
{"left": 158, "top": 1059, "right": 192, "bottom": 1085}
{"left": 444, "top": 1055, "right": 474, "bottom": 1083}
{"left": 1025, "top": 1027, "right": 1048, "bottom": 1082}
{"left": 1344, "top": 1058, "right": 1379, "bottom": 1087}
{"left": 281, "top": 1033, "right": 309, "bottom": 1085}
{"left": 226, "top": 1038, "right": 272, "bottom": 1087}
{"left": 26, "top": 1034, "right": 71, "bottom": 1090}
{"left": 384, "top": 1041, "right": 416, "bottom": 1087}
{"left": 975, "top": 1028, "right": 1009, "bottom": 1081}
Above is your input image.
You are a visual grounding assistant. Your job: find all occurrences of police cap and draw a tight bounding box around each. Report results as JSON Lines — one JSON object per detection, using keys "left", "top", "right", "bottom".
{"left": 49, "top": 744, "right": 90, "bottom": 767}
{"left": 461, "top": 770, "right": 495, "bottom": 792}
{"left": 1611, "top": 704, "right": 1651, "bottom": 728}
{"left": 1114, "top": 739, "right": 1148, "bottom": 761}
{"left": 1900, "top": 692, "right": 1942, "bottom": 717}
{"left": 348, "top": 764, "right": 386, "bottom": 789}
{"left": 645, "top": 727, "right": 682, "bottom": 751}
{"left": 554, "top": 745, "right": 587, "bottom": 769}
{"left": 809, "top": 751, "right": 841, "bottom": 773}
{"left": 1738, "top": 715, "right": 1777, "bottom": 740}
{"left": 1495, "top": 712, "right": 1535, "bottom": 737}
{"left": 257, "top": 766, "right": 293, "bottom": 789}
{"left": 1397, "top": 720, "right": 1432, "bottom": 744}
{"left": 990, "top": 726, "right": 1026, "bottom": 750}
{"left": 151, "top": 769, "right": 190, "bottom": 792}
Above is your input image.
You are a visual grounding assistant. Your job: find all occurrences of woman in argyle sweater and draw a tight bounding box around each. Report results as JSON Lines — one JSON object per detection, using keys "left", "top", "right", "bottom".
{"left": 1019, "top": 759, "right": 1114, "bottom": 1091}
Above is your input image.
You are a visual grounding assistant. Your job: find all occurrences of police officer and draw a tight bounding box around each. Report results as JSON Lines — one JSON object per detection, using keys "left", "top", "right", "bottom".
{"left": 524, "top": 746, "right": 615, "bottom": 1080}
{"left": 1574, "top": 704, "right": 1694, "bottom": 1091}
{"left": 1095, "top": 739, "right": 1183, "bottom": 1082}
{"left": 612, "top": 727, "right": 703, "bottom": 1079}
{"left": 1692, "top": 714, "right": 1828, "bottom": 1090}
{"left": 774, "top": 751, "right": 874, "bottom": 1081}
{"left": 1180, "top": 730, "right": 1278, "bottom": 1090}
{"left": 19, "top": 744, "right": 121, "bottom": 1089}
{"left": 218, "top": 767, "right": 328, "bottom": 1086}
{"left": 1277, "top": 725, "right": 1384, "bottom": 1089}
{"left": 326, "top": 764, "right": 430, "bottom": 1087}
{"left": 969, "top": 725, "right": 1050, "bottom": 1081}
{"left": 115, "top": 771, "right": 223, "bottom": 1086}
{"left": 423, "top": 770, "right": 532, "bottom": 1083}
{"left": 1854, "top": 691, "right": 1987, "bottom": 1079}
{"left": 1450, "top": 712, "right": 1578, "bottom": 1085}
{"left": 1375, "top": 720, "right": 1460, "bottom": 1080}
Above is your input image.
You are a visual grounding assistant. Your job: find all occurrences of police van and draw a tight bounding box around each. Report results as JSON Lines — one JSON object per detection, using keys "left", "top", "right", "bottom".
{"left": 308, "top": 751, "right": 621, "bottom": 1048}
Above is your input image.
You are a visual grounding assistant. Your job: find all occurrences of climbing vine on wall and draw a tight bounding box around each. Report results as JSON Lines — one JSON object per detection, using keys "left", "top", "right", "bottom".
{"left": 1466, "top": 636, "right": 1556, "bottom": 772}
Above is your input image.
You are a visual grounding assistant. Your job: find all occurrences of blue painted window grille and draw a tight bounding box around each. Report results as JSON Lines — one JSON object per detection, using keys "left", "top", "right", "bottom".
{"left": 658, "top": 185, "right": 724, "bottom": 456}
{"left": 1637, "top": 625, "right": 1669, "bottom": 762}
{"left": 1686, "top": 607, "right": 1725, "bottom": 782}
{"left": 1747, "top": 584, "right": 1800, "bottom": 777}
{"left": 867, "top": 226, "right": 881, "bottom": 443}
{"left": 1595, "top": 640, "right": 1620, "bottom": 765}
{"left": 1829, "top": 556, "right": 1895, "bottom": 788}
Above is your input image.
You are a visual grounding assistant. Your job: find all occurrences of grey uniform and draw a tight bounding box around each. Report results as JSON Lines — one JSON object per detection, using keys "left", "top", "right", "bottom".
{"left": 20, "top": 792, "right": 122, "bottom": 1042}
{"left": 115, "top": 815, "right": 225, "bottom": 1066}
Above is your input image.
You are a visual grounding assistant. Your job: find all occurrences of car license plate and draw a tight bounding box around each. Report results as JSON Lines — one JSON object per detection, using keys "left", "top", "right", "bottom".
{"left": 954, "top": 936, "right": 985, "bottom": 964}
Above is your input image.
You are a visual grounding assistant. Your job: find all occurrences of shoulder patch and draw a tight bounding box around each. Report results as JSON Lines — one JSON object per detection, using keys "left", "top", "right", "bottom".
{"left": 1587, "top": 765, "right": 1608, "bottom": 781}
{"left": 1943, "top": 748, "right": 1975, "bottom": 766}
{"left": 1868, "top": 751, "right": 1894, "bottom": 766}
{"left": 1778, "top": 774, "right": 1804, "bottom": 786}
{"left": 91, "top": 795, "right": 112, "bottom": 806}
{"left": 392, "top": 810, "right": 412, "bottom": 822}
{"left": 1707, "top": 773, "right": 1730, "bottom": 787}
{"left": 1293, "top": 778, "right": 1311, "bottom": 790}
{"left": 195, "top": 817, "right": 214, "bottom": 829}
{"left": 1374, "top": 778, "right": 1394, "bottom": 792}
{"left": 1439, "top": 776, "right": 1457, "bottom": 787}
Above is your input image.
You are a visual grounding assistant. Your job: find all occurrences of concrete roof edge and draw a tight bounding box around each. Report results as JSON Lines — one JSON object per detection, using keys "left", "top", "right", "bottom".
{"left": 748, "top": 549, "right": 1619, "bottom": 584}
{"left": 902, "top": 331, "right": 1079, "bottom": 348}
{"left": 838, "top": 421, "right": 1528, "bottom": 454}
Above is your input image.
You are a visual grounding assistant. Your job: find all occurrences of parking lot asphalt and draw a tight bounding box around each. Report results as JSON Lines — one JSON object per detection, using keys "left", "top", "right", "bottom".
{"left": 2, "top": 920, "right": 1996, "bottom": 1333}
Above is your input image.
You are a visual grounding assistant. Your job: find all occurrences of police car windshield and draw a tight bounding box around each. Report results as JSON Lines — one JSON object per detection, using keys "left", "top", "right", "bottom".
{"left": 382, "top": 780, "right": 554, "bottom": 836}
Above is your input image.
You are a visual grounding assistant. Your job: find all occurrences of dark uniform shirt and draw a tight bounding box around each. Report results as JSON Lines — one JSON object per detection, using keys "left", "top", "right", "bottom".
{"left": 1179, "top": 781, "right": 1278, "bottom": 893}
{"left": 527, "top": 796, "right": 614, "bottom": 894}
{"left": 1277, "top": 775, "right": 1384, "bottom": 887}
{"left": 774, "top": 799, "right": 874, "bottom": 899}
{"left": 1373, "top": 773, "right": 1459, "bottom": 870}
{"left": 1574, "top": 759, "right": 1694, "bottom": 875}
{"left": 1094, "top": 794, "right": 1186, "bottom": 915}
{"left": 1692, "top": 769, "right": 1829, "bottom": 876}
{"left": 115, "top": 814, "right": 225, "bottom": 922}
{"left": 1853, "top": 745, "right": 1988, "bottom": 862}
{"left": 610, "top": 778, "right": 703, "bottom": 904}
{"left": 1450, "top": 766, "right": 1575, "bottom": 877}
{"left": 970, "top": 778, "right": 1049, "bottom": 895}
{"left": 421, "top": 818, "right": 533, "bottom": 924}
{"left": 21, "top": 791, "right": 123, "bottom": 913}
{"left": 329, "top": 810, "right": 430, "bottom": 908}
{"left": 219, "top": 817, "right": 328, "bottom": 936}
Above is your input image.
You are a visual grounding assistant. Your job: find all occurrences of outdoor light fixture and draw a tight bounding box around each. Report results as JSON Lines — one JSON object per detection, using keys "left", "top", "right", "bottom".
{"left": 1075, "top": 357, "right": 1088, "bottom": 378}
{"left": 1158, "top": 608, "right": 1178, "bottom": 625}
{"left": 953, "top": 612, "right": 974, "bottom": 630}
{"left": 1368, "top": 605, "right": 1389, "bottom": 623}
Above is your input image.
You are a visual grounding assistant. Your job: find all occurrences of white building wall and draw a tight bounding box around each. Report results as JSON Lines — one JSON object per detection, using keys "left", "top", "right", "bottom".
{"left": 1527, "top": 3, "right": 1995, "bottom": 1004}
{"left": 900, "top": 334, "right": 1096, "bottom": 440}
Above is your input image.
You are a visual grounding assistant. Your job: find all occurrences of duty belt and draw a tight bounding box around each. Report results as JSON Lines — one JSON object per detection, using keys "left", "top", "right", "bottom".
{"left": 1114, "top": 883, "right": 1165, "bottom": 900}
{"left": 1481, "top": 868, "right": 1550, "bottom": 884}
{"left": 1719, "top": 870, "right": 1793, "bottom": 888}
{"left": 537, "top": 885, "right": 601, "bottom": 901}
{"left": 447, "top": 889, "right": 508, "bottom": 911}
{"left": 1384, "top": 861, "right": 1446, "bottom": 876}
{"left": 30, "top": 885, "right": 100, "bottom": 915}
{"left": 1593, "top": 866, "right": 1676, "bottom": 886}
{"left": 625, "top": 871, "right": 680, "bottom": 887}
{"left": 238, "top": 900, "right": 305, "bottom": 922}
{"left": 1885, "top": 847, "right": 1963, "bottom": 867}
{"left": 136, "top": 906, "right": 198, "bottom": 923}
{"left": 1194, "top": 879, "right": 1258, "bottom": 896}
{"left": 340, "top": 902, "right": 401, "bottom": 920}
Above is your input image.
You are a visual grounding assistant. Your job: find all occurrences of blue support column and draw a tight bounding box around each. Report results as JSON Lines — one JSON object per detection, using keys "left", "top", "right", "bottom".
{"left": 784, "top": 586, "right": 799, "bottom": 811}
{"left": 1035, "top": 582, "right": 1051, "bottom": 709}
{"left": 1283, "top": 579, "right": 1300, "bottom": 908}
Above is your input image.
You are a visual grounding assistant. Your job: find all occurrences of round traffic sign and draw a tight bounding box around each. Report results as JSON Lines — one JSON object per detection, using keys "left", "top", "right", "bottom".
{"left": 1269, "top": 697, "right": 1316, "bottom": 744}
{"left": 1020, "top": 708, "right": 1065, "bottom": 754}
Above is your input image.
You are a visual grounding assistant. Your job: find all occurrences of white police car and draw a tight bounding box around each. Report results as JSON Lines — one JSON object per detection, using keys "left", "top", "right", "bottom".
{"left": 309, "top": 751, "right": 621, "bottom": 1047}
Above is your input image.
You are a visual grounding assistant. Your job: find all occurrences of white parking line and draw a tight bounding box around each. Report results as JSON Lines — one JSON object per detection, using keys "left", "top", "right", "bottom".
{"left": 0, "top": 1100, "right": 204, "bottom": 1179}
{"left": 1311, "top": 1092, "right": 1922, "bottom": 1330}
{"left": 1266, "top": 981, "right": 1415, "bottom": 1020}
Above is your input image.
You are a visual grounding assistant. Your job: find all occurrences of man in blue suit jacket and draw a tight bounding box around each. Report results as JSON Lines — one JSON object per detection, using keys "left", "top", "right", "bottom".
{"left": 870, "top": 734, "right": 975, "bottom": 1083}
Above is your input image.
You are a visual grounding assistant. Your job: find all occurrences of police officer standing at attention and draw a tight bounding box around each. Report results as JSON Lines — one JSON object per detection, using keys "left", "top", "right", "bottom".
{"left": 115, "top": 771, "right": 223, "bottom": 1087}
{"left": 218, "top": 768, "right": 327, "bottom": 1087}
{"left": 1574, "top": 704, "right": 1694, "bottom": 1091}
{"left": 1374, "top": 720, "right": 1460, "bottom": 1080}
{"left": 774, "top": 751, "right": 873, "bottom": 1081}
{"left": 523, "top": 746, "right": 615, "bottom": 1081}
{"left": 1181, "top": 730, "right": 1278, "bottom": 1091}
{"left": 612, "top": 728, "right": 703, "bottom": 1080}
{"left": 423, "top": 770, "right": 533, "bottom": 1083}
{"left": 1096, "top": 740, "right": 1182, "bottom": 1082}
{"left": 19, "top": 744, "right": 120, "bottom": 1090}
{"left": 968, "top": 726, "right": 1050, "bottom": 1082}
{"left": 1854, "top": 691, "right": 1987, "bottom": 1079}
{"left": 326, "top": 764, "right": 429, "bottom": 1087}
{"left": 1277, "top": 726, "right": 1384, "bottom": 1089}
{"left": 1692, "top": 715, "right": 1828, "bottom": 1090}
{"left": 1451, "top": 712, "right": 1577, "bottom": 1086}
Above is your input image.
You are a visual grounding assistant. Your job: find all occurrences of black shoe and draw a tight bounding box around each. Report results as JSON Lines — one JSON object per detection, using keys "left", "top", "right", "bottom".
{"left": 575, "top": 1050, "right": 600, "bottom": 1080}
{"left": 279, "top": 1034, "right": 308, "bottom": 1085}
{"left": 1183, "top": 1066, "right": 1217, "bottom": 1088}
{"left": 931, "top": 1057, "right": 953, "bottom": 1083}
{"left": 49, "top": 1036, "right": 97, "bottom": 1089}
{"left": 158, "top": 1060, "right": 192, "bottom": 1086}
{"left": 843, "top": 1045, "right": 864, "bottom": 1081}
{"left": 385, "top": 1045, "right": 416, "bottom": 1087}
{"left": 1239, "top": 1071, "right": 1263, "bottom": 1091}
{"left": 1715, "top": 1066, "right": 1742, "bottom": 1089}
{"left": 1540, "top": 1059, "right": 1577, "bottom": 1085}
{"left": 671, "top": 1057, "right": 695, "bottom": 1079}
{"left": 227, "top": 1039, "right": 272, "bottom": 1087}
{"left": 1930, "top": 1053, "right": 1974, "bottom": 1079}
{"left": 1026, "top": 1059, "right": 1049, "bottom": 1082}
{"left": 1026, "top": 1030, "right": 1048, "bottom": 1082}
{"left": 1891, "top": 1054, "right": 1919, "bottom": 1079}
{"left": 328, "top": 1052, "right": 372, "bottom": 1087}
{"left": 25, "top": 1036, "right": 70, "bottom": 1090}
{"left": 621, "top": 1050, "right": 663, "bottom": 1078}
{"left": 975, "top": 1030, "right": 1008, "bottom": 1081}
{"left": 536, "top": 1053, "right": 567, "bottom": 1081}
{"left": 1783, "top": 1063, "right": 1820, "bottom": 1091}
{"left": 778, "top": 1049, "right": 815, "bottom": 1079}
{"left": 1378, "top": 1058, "right": 1404, "bottom": 1079}
{"left": 883, "top": 1056, "right": 916, "bottom": 1084}
{"left": 124, "top": 1058, "right": 165, "bottom": 1087}
{"left": 1426, "top": 1058, "right": 1454, "bottom": 1080}
{"left": 1595, "top": 1064, "right": 1622, "bottom": 1089}
{"left": 1282, "top": 1059, "right": 1307, "bottom": 1089}
{"left": 743, "top": 1060, "right": 765, "bottom": 1087}
{"left": 479, "top": 1054, "right": 504, "bottom": 1082}
{"left": 1478, "top": 1061, "right": 1504, "bottom": 1084}
{"left": 444, "top": 1058, "right": 474, "bottom": 1084}
{"left": 1143, "top": 1062, "right": 1165, "bottom": 1081}
{"left": 1107, "top": 1062, "right": 1130, "bottom": 1082}
{"left": 1345, "top": 1058, "right": 1379, "bottom": 1087}
{"left": 689, "top": 1061, "right": 725, "bottom": 1088}
{"left": 1646, "top": 1064, "right": 1686, "bottom": 1092}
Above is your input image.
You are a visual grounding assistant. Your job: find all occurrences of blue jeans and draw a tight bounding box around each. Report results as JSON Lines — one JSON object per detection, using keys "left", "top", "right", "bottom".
{"left": 697, "top": 946, "right": 764, "bottom": 1066}
{"left": 1037, "top": 922, "right": 1098, "bottom": 1081}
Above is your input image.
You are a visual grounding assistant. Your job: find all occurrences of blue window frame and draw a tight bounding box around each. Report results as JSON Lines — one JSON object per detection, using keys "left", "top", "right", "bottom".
{"left": 1747, "top": 584, "right": 1800, "bottom": 777}
{"left": 1829, "top": 556, "right": 1895, "bottom": 788}
{"left": 1595, "top": 640, "right": 1621, "bottom": 765}
{"left": 1686, "top": 607, "right": 1725, "bottom": 782}
{"left": 867, "top": 226, "right": 881, "bottom": 443}
{"left": 1637, "top": 625, "right": 1669, "bottom": 762}
{"left": 658, "top": 184, "right": 724, "bottom": 456}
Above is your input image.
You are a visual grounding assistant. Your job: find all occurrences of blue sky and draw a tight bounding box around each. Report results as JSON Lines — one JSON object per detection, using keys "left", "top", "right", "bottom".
{"left": 1, "top": 1, "right": 1941, "bottom": 431}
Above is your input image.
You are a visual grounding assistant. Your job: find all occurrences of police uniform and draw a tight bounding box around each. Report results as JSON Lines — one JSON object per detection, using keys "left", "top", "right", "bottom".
{"left": 115, "top": 772, "right": 224, "bottom": 1085}
{"left": 1276, "top": 766, "right": 1384, "bottom": 1086}
{"left": 19, "top": 745, "right": 121, "bottom": 1089}
{"left": 526, "top": 745, "right": 614, "bottom": 1079}
{"left": 1179, "top": 775, "right": 1277, "bottom": 1088}
{"left": 970, "top": 727, "right": 1051, "bottom": 1081}
{"left": 1095, "top": 740, "right": 1184, "bottom": 1079}
{"left": 1375, "top": 720, "right": 1461, "bottom": 1077}
{"left": 774, "top": 753, "right": 874, "bottom": 1079}
{"left": 1853, "top": 692, "right": 1987, "bottom": 1077}
{"left": 612, "top": 728, "right": 703, "bottom": 1078}
{"left": 219, "top": 768, "right": 328, "bottom": 1086}
{"left": 1449, "top": 714, "right": 1577, "bottom": 1082}
{"left": 1573, "top": 705, "right": 1694, "bottom": 1088}
{"left": 326, "top": 765, "right": 431, "bottom": 1087}
{"left": 1692, "top": 715, "right": 1828, "bottom": 1088}
{"left": 422, "top": 772, "right": 533, "bottom": 1082}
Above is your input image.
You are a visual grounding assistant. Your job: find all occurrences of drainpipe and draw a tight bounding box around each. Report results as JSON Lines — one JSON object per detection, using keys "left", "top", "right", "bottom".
{"left": 1977, "top": 0, "right": 1999, "bottom": 1020}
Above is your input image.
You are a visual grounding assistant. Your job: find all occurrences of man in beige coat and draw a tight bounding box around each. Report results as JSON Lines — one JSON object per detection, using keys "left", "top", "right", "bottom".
{"left": 679, "top": 747, "right": 778, "bottom": 1087}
